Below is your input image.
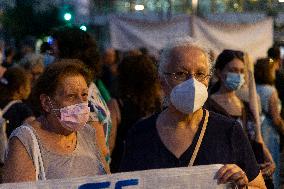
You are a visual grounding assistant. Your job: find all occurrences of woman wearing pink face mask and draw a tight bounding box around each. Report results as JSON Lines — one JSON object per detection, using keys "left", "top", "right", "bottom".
{"left": 3, "top": 59, "right": 110, "bottom": 183}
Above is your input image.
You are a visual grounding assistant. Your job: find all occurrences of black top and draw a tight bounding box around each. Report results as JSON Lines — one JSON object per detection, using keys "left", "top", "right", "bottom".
{"left": 119, "top": 109, "right": 260, "bottom": 182}
{"left": 0, "top": 102, "right": 33, "bottom": 137}
{"left": 111, "top": 98, "right": 157, "bottom": 172}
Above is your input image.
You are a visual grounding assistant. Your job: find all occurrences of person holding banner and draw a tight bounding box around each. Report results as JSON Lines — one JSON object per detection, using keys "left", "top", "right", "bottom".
{"left": 206, "top": 50, "right": 275, "bottom": 188}
{"left": 119, "top": 38, "right": 266, "bottom": 189}
{"left": 3, "top": 60, "right": 109, "bottom": 183}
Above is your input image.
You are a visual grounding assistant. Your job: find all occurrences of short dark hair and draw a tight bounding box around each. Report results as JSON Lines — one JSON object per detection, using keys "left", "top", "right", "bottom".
{"left": 0, "top": 66, "right": 29, "bottom": 102}
{"left": 51, "top": 27, "right": 100, "bottom": 80}
{"left": 254, "top": 58, "right": 275, "bottom": 85}
{"left": 30, "top": 59, "right": 89, "bottom": 113}
{"left": 267, "top": 46, "right": 280, "bottom": 61}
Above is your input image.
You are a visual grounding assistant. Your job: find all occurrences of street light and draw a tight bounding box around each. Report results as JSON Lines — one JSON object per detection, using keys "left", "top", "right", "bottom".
{"left": 64, "top": 13, "right": 72, "bottom": 21}
{"left": 80, "top": 25, "right": 87, "bottom": 31}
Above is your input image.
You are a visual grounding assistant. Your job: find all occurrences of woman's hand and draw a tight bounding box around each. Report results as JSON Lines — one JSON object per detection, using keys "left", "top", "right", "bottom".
{"left": 260, "top": 161, "right": 275, "bottom": 179}
{"left": 216, "top": 164, "right": 248, "bottom": 188}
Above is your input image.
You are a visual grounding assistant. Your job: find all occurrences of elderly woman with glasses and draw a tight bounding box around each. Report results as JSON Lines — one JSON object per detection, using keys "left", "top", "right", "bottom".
{"left": 119, "top": 39, "right": 266, "bottom": 189}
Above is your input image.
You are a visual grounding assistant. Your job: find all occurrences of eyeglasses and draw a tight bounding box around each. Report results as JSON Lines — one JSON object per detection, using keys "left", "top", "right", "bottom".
{"left": 164, "top": 71, "right": 211, "bottom": 82}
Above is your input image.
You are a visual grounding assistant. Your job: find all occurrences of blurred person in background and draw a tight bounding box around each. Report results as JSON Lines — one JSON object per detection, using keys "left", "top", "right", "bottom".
{"left": 40, "top": 42, "right": 55, "bottom": 67}
{"left": 51, "top": 27, "right": 120, "bottom": 162}
{"left": 0, "top": 67, "right": 34, "bottom": 138}
{"left": 267, "top": 46, "right": 284, "bottom": 119}
{"left": 110, "top": 55, "right": 162, "bottom": 172}
{"left": 0, "top": 66, "right": 6, "bottom": 78}
{"left": 101, "top": 48, "right": 119, "bottom": 97}
{"left": 119, "top": 38, "right": 266, "bottom": 189}
{"left": 21, "top": 53, "right": 45, "bottom": 87}
{"left": 2, "top": 47, "right": 15, "bottom": 69}
{"left": 0, "top": 45, "right": 4, "bottom": 65}
{"left": 3, "top": 60, "right": 109, "bottom": 183}
{"left": 0, "top": 44, "right": 5, "bottom": 77}
{"left": 206, "top": 50, "right": 275, "bottom": 188}
{"left": 20, "top": 38, "right": 35, "bottom": 58}
{"left": 255, "top": 58, "right": 284, "bottom": 189}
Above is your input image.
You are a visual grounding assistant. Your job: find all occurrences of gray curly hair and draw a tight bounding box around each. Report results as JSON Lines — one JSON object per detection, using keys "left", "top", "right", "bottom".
{"left": 158, "top": 37, "right": 213, "bottom": 76}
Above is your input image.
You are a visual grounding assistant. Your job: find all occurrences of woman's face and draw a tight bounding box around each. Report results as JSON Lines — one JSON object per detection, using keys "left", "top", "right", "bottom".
{"left": 50, "top": 74, "right": 89, "bottom": 109}
{"left": 219, "top": 58, "right": 245, "bottom": 83}
{"left": 161, "top": 46, "right": 210, "bottom": 97}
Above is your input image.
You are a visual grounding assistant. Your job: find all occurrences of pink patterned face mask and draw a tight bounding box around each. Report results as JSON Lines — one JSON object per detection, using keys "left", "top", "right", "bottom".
{"left": 58, "top": 103, "right": 90, "bottom": 132}
{"left": 48, "top": 97, "right": 90, "bottom": 132}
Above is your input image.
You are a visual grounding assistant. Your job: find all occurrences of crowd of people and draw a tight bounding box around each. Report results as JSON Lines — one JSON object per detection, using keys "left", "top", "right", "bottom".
{"left": 0, "top": 26, "right": 284, "bottom": 189}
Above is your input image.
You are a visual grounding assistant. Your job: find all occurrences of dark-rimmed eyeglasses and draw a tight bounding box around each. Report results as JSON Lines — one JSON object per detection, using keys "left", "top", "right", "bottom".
{"left": 164, "top": 71, "right": 211, "bottom": 82}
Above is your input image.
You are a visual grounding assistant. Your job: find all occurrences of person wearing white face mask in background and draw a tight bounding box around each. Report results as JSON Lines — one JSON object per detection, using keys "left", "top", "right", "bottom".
{"left": 206, "top": 50, "right": 275, "bottom": 189}
{"left": 119, "top": 39, "right": 266, "bottom": 189}
{"left": 3, "top": 59, "right": 109, "bottom": 183}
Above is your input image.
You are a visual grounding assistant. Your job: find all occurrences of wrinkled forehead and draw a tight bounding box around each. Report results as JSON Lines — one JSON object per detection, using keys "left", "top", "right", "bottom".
{"left": 55, "top": 74, "right": 88, "bottom": 96}
{"left": 163, "top": 46, "right": 209, "bottom": 72}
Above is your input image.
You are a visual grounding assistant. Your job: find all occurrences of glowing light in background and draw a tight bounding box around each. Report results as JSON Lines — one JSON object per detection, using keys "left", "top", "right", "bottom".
{"left": 64, "top": 13, "right": 72, "bottom": 21}
{"left": 80, "top": 25, "right": 87, "bottom": 31}
{"left": 135, "top": 4, "right": 144, "bottom": 11}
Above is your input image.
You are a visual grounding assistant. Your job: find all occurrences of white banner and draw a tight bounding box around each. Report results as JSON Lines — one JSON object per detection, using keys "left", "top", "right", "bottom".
{"left": 193, "top": 16, "right": 273, "bottom": 62}
{"left": 109, "top": 15, "right": 192, "bottom": 57}
{"left": 0, "top": 164, "right": 230, "bottom": 189}
{"left": 109, "top": 15, "right": 273, "bottom": 61}
{"left": 205, "top": 13, "right": 267, "bottom": 24}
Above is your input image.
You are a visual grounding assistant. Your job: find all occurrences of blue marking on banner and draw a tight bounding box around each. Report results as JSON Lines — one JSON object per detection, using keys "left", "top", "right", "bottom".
{"left": 79, "top": 181, "right": 111, "bottom": 189}
{"left": 115, "top": 179, "right": 139, "bottom": 189}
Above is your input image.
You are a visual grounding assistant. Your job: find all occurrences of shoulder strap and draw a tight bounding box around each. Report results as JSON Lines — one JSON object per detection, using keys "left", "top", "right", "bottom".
{"left": 20, "top": 126, "right": 46, "bottom": 181}
{"left": 88, "top": 82, "right": 95, "bottom": 99}
{"left": 1, "top": 100, "right": 22, "bottom": 115}
{"left": 188, "top": 110, "right": 209, "bottom": 167}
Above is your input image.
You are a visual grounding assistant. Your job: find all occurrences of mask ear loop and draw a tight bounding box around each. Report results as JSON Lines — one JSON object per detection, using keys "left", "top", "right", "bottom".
{"left": 239, "top": 73, "right": 246, "bottom": 88}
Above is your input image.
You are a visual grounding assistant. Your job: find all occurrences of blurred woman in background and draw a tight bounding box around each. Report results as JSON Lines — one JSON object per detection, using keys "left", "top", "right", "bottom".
{"left": 0, "top": 67, "right": 34, "bottom": 138}
{"left": 255, "top": 58, "right": 284, "bottom": 189}
{"left": 21, "top": 53, "right": 45, "bottom": 87}
{"left": 110, "top": 55, "right": 162, "bottom": 172}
